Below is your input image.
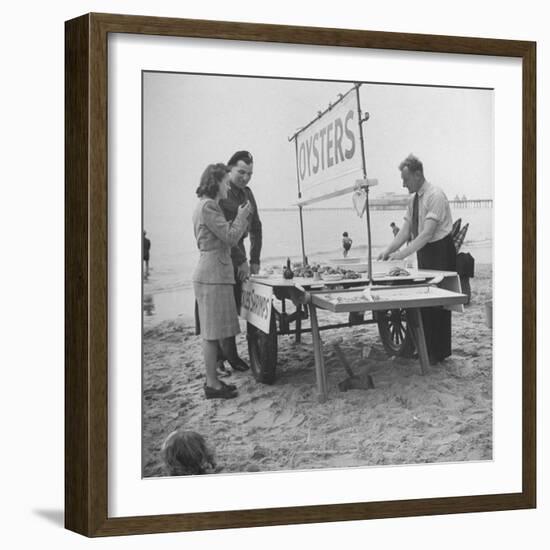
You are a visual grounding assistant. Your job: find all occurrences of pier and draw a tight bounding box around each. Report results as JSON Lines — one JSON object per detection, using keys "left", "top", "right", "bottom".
{"left": 368, "top": 198, "right": 493, "bottom": 210}
{"left": 261, "top": 198, "right": 492, "bottom": 213}
{"left": 449, "top": 199, "right": 492, "bottom": 209}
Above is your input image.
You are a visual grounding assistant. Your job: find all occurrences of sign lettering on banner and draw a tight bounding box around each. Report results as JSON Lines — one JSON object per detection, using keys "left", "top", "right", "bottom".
{"left": 240, "top": 281, "right": 273, "bottom": 334}
{"left": 295, "top": 90, "right": 363, "bottom": 205}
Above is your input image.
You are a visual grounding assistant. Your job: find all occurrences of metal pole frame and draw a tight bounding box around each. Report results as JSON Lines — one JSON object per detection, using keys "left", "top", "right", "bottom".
{"left": 354, "top": 83, "right": 373, "bottom": 284}
{"left": 288, "top": 86, "right": 356, "bottom": 143}
{"left": 294, "top": 137, "right": 307, "bottom": 265}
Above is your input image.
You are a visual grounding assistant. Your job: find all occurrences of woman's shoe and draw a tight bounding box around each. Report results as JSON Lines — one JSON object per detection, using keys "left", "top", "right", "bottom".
{"left": 228, "top": 357, "right": 250, "bottom": 372}
{"left": 204, "top": 382, "right": 238, "bottom": 399}
{"left": 219, "top": 379, "right": 237, "bottom": 391}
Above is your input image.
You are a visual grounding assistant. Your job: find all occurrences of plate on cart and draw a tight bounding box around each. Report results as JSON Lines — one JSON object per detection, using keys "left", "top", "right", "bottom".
{"left": 330, "top": 259, "right": 407, "bottom": 275}
{"left": 321, "top": 273, "right": 345, "bottom": 281}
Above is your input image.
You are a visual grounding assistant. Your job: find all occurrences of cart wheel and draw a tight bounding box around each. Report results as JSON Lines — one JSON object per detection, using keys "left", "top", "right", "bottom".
{"left": 376, "top": 309, "right": 415, "bottom": 357}
{"left": 247, "top": 314, "right": 278, "bottom": 384}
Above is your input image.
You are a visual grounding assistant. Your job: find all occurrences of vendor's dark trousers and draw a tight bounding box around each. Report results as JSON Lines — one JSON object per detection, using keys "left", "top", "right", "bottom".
{"left": 417, "top": 234, "right": 456, "bottom": 362}
{"left": 216, "top": 275, "right": 243, "bottom": 362}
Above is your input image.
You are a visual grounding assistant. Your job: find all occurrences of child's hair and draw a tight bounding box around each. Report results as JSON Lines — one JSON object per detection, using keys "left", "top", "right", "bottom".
{"left": 342, "top": 232, "right": 349, "bottom": 237}
{"left": 161, "top": 429, "right": 216, "bottom": 476}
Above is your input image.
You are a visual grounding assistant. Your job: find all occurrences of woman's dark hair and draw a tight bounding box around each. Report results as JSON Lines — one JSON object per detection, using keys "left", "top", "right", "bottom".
{"left": 162, "top": 429, "right": 216, "bottom": 476}
{"left": 196, "top": 163, "right": 229, "bottom": 198}
{"left": 343, "top": 232, "right": 349, "bottom": 237}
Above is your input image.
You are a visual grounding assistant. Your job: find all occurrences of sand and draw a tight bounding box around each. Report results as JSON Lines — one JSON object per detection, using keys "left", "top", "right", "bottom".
{"left": 143, "top": 264, "right": 492, "bottom": 477}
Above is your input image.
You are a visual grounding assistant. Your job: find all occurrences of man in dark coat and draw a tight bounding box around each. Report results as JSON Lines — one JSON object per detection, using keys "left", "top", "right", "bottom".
{"left": 218, "top": 150, "right": 262, "bottom": 371}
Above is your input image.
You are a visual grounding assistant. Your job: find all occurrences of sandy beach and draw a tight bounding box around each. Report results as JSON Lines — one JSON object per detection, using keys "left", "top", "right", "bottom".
{"left": 143, "top": 264, "right": 492, "bottom": 477}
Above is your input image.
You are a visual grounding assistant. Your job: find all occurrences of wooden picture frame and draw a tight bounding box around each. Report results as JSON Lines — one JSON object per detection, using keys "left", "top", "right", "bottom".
{"left": 65, "top": 12, "right": 536, "bottom": 537}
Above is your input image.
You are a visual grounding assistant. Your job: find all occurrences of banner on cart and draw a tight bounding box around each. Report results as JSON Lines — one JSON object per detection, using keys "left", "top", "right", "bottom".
{"left": 295, "top": 89, "right": 363, "bottom": 203}
{"left": 240, "top": 281, "right": 273, "bottom": 333}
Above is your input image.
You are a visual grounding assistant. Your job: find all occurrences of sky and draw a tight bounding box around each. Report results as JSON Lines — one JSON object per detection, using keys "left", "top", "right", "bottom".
{"left": 143, "top": 72, "right": 493, "bottom": 238}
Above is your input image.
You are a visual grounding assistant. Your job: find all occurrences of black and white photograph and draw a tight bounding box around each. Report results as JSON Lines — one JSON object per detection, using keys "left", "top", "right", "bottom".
{"left": 142, "top": 71, "right": 494, "bottom": 478}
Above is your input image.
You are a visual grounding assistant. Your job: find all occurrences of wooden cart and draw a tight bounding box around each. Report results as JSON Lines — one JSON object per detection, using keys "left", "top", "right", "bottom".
{"left": 242, "top": 269, "right": 467, "bottom": 401}
{"left": 240, "top": 84, "right": 468, "bottom": 400}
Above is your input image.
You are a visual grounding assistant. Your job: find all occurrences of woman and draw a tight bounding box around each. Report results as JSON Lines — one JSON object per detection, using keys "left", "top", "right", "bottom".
{"left": 193, "top": 163, "right": 252, "bottom": 399}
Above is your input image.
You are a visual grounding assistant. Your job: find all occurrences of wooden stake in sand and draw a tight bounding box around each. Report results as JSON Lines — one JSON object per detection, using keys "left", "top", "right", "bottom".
{"left": 333, "top": 343, "right": 375, "bottom": 392}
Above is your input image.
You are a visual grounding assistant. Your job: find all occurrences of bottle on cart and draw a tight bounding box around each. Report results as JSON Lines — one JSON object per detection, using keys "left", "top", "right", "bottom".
{"left": 283, "top": 257, "right": 294, "bottom": 279}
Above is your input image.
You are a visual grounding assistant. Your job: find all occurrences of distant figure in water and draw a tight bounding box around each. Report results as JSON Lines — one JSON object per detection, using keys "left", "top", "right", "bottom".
{"left": 143, "top": 294, "right": 155, "bottom": 316}
{"left": 390, "top": 221, "right": 400, "bottom": 237}
{"left": 161, "top": 429, "right": 216, "bottom": 476}
{"left": 342, "top": 232, "right": 353, "bottom": 257}
{"left": 143, "top": 230, "right": 151, "bottom": 279}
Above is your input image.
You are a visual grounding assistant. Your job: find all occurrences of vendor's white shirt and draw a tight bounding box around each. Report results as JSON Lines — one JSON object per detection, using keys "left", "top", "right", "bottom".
{"left": 404, "top": 181, "right": 453, "bottom": 243}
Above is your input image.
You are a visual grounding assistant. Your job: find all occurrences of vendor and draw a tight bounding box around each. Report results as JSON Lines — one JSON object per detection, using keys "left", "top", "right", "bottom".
{"left": 378, "top": 154, "right": 456, "bottom": 364}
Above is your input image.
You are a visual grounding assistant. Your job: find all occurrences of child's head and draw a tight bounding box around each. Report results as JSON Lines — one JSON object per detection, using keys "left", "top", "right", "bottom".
{"left": 161, "top": 429, "right": 216, "bottom": 476}
{"left": 342, "top": 232, "right": 349, "bottom": 237}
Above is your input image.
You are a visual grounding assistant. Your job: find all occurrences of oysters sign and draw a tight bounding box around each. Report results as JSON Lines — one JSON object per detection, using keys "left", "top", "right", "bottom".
{"left": 294, "top": 89, "right": 363, "bottom": 204}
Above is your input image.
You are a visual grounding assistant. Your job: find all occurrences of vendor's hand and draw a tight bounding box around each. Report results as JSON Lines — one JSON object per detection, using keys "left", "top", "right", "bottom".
{"left": 237, "top": 261, "right": 250, "bottom": 282}
{"left": 377, "top": 250, "right": 390, "bottom": 261}
{"left": 250, "top": 263, "right": 260, "bottom": 275}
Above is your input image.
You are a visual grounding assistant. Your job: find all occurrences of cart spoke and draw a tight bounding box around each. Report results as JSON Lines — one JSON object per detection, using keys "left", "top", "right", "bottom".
{"left": 376, "top": 308, "right": 415, "bottom": 358}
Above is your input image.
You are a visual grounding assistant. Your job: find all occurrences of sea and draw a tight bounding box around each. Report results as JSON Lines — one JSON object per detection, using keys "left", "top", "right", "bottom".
{"left": 143, "top": 206, "right": 492, "bottom": 326}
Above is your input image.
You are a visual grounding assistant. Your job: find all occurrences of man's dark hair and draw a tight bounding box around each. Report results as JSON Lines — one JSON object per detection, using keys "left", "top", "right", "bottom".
{"left": 195, "top": 163, "right": 229, "bottom": 199}
{"left": 227, "top": 150, "right": 253, "bottom": 167}
{"left": 342, "top": 232, "right": 349, "bottom": 237}
{"left": 398, "top": 154, "right": 424, "bottom": 175}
